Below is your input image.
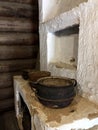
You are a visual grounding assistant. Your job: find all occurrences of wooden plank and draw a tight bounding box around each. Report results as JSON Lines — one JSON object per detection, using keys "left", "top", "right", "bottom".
{"left": 0, "top": 0, "right": 38, "bottom": 4}
{"left": 0, "top": 2, "right": 38, "bottom": 18}
{"left": 0, "top": 73, "right": 13, "bottom": 88}
{"left": 0, "top": 17, "right": 38, "bottom": 32}
{"left": 1, "top": 111, "right": 20, "bottom": 130}
{"left": 0, "top": 87, "right": 14, "bottom": 100}
{"left": 0, "top": 45, "right": 38, "bottom": 59}
{"left": 0, "top": 98, "right": 14, "bottom": 112}
{"left": 0, "top": 33, "right": 39, "bottom": 45}
{"left": 0, "top": 72, "right": 27, "bottom": 89}
{"left": 0, "top": 59, "right": 36, "bottom": 72}
{"left": 0, "top": 114, "right": 5, "bottom": 130}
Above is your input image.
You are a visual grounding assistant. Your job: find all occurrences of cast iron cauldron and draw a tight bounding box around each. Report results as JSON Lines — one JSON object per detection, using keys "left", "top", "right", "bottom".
{"left": 29, "top": 76, "right": 77, "bottom": 108}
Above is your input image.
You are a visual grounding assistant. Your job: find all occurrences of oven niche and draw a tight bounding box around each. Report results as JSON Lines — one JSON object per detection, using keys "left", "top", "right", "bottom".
{"left": 47, "top": 25, "right": 79, "bottom": 71}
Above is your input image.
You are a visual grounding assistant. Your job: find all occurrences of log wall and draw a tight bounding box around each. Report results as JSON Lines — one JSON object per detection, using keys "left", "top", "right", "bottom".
{"left": 0, "top": 0, "right": 39, "bottom": 111}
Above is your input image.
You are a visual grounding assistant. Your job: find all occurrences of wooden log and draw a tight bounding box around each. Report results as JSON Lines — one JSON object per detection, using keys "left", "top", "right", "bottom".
{"left": 0, "top": 17, "right": 38, "bottom": 32}
{"left": 0, "top": 59, "right": 36, "bottom": 72}
{"left": 0, "top": 33, "right": 39, "bottom": 45}
{"left": 0, "top": 0, "right": 38, "bottom": 4}
{"left": 0, "top": 72, "right": 27, "bottom": 89}
{"left": 0, "top": 73, "right": 13, "bottom": 88}
{"left": 0, "top": 45, "right": 38, "bottom": 60}
{"left": 1, "top": 111, "right": 21, "bottom": 130}
{"left": 0, "top": 87, "right": 14, "bottom": 100}
{"left": 0, "top": 2, "right": 38, "bottom": 18}
{"left": 0, "top": 98, "right": 14, "bottom": 112}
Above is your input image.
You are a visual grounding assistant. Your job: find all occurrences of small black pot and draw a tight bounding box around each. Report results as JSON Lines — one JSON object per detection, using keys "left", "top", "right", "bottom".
{"left": 29, "top": 76, "right": 77, "bottom": 108}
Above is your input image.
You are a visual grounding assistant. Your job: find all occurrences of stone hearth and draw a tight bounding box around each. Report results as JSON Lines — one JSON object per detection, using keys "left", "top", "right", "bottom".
{"left": 14, "top": 76, "right": 98, "bottom": 130}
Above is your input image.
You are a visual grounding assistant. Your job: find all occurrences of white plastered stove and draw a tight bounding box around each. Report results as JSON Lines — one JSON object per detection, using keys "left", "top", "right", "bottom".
{"left": 14, "top": 0, "right": 98, "bottom": 129}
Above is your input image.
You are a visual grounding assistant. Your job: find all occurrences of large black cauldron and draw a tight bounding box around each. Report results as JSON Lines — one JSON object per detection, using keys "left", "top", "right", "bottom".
{"left": 29, "top": 76, "right": 77, "bottom": 108}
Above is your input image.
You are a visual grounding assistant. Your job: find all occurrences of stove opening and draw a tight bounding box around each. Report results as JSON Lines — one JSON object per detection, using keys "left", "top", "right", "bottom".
{"left": 20, "top": 95, "right": 31, "bottom": 130}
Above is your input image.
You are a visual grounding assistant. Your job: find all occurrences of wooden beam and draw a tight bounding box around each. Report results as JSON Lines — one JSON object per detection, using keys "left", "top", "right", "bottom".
{"left": 0, "top": 98, "right": 14, "bottom": 112}
{"left": 0, "top": 59, "right": 36, "bottom": 72}
{"left": 0, "top": 0, "right": 38, "bottom": 4}
{"left": 0, "top": 17, "right": 38, "bottom": 32}
{"left": 0, "top": 73, "right": 13, "bottom": 88}
{"left": 0, "top": 33, "right": 39, "bottom": 45}
{"left": 0, "top": 45, "right": 38, "bottom": 59}
{"left": 0, "top": 72, "right": 27, "bottom": 88}
{"left": 0, "top": 2, "right": 38, "bottom": 18}
{"left": 0, "top": 87, "right": 14, "bottom": 100}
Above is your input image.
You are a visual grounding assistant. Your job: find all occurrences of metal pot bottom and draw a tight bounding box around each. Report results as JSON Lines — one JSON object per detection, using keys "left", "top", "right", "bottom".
{"left": 36, "top": 94, "right": 74, "bottom": 108}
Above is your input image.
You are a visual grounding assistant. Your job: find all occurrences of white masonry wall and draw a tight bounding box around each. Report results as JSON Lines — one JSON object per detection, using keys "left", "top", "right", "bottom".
{"left": 39, "top": 0, "right": 98, "bottom": 105}
{"left": 39, "top": 6, "right": 80, "bottom": 77}
{"left": 77, "top": 0, "right": 98, "bottom": 104}
{"left": 41, "top": 0, "right": 88, "bottom": 22}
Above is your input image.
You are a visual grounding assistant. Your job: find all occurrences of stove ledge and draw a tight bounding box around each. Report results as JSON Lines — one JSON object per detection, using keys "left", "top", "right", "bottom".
{"left": 14, "top": 76, "right": 98, "bottom": 130}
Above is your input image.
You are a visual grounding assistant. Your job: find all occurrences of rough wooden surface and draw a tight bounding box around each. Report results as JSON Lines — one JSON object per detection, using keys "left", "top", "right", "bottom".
{"left": 0, "top": 111, "right": 20, "bottom": 130}
{"left": 0, "top": 2, "right": 38, "bottom": 18}
{"left": 0, "top": 72, "right": 23, "bottom": 89}
{"left": 0, "top": 98, "right": 14, "bottom": 112}
{"left": 0, "top": 87, "right": 14, "bottom": 100}
{"left": 0, "top": 45, "right": 38, "bottom": 60}
{"left": 0, "top": 0, "right": 38, "bottom": 4}
{"left": 0, "top": 0, "right": 39, "bottom": 112}
{"left": 0, "top": 17, "right": 38, "bottom": 32}
{"left": 0, "top": 33, "right": 39, "bottom": 45}
{"left": 0, "top": 73, "right": 13, "bottom": 88}
{"left": 0, "top": 59, "right": 36, "bottom": 72}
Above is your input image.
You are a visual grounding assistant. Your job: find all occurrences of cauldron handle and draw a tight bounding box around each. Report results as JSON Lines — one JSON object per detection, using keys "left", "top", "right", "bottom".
{"left": 29, "top": 81, "right": 39, "bottom": 93}
{"left": 71, "top": 79, "right": 77, "bottom": 87}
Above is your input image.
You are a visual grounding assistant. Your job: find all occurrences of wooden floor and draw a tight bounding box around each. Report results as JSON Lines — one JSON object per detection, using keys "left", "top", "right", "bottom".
{"left": 0, "top": 110, "right": 20, "bottom": 130}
